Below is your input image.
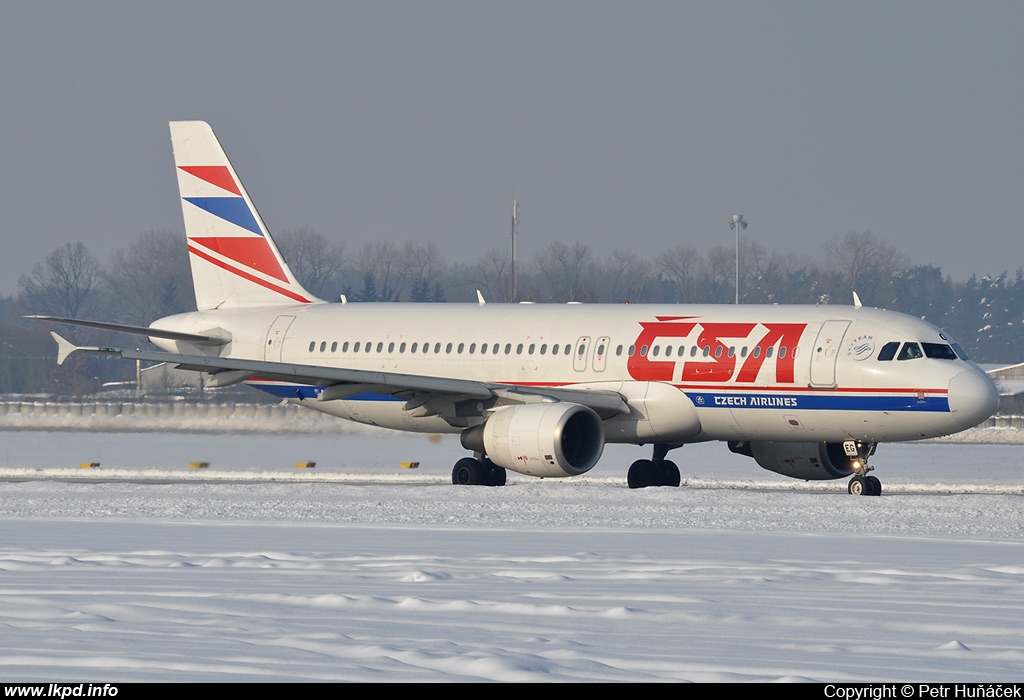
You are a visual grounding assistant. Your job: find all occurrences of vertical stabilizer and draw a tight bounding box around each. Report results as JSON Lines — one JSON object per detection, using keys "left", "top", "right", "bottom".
{"left": 169, "top": 121, "right": 320, "bottom": 310}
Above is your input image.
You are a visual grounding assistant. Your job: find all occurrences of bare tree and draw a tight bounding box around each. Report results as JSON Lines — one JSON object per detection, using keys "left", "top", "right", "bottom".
{"left": 657, "top": 244, "right": 701, "bottom": 303}
{"left": 103, "top": 230, "right": 193, "bottom": 323}
{"left": 353, "top": 240, "right": 407, "bottom": 301}
{"left": 19, "top": 242, "right": 101, "bottom": 318}
{"left": 532, "top": 241, "right": 597, "bottom": 302}
{"left": 824, "top": 231, "right": 910, "bottom": 303}
{"left": 599, "top": 250, "right": 652, "bottom": 303}
{"left": 276, "top": 227, "right": 346, "bottom": 300}
{"left": 471, "top": 248, "right": 514, "bottom": 302}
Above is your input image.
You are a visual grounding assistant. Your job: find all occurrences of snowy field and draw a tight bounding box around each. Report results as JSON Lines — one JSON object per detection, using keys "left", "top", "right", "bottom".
{"left": 1, "top": 427, "right": 1023, "bottom": 682}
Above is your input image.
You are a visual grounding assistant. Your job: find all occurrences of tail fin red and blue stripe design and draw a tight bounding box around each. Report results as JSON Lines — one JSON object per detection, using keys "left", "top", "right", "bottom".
{"left": 169, "top": 121, "right": 320, "bottom": 310}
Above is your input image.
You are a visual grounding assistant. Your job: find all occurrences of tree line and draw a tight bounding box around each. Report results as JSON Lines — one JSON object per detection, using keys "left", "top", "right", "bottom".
{"left": 2, "top": 228, "right": 1021, "bottom": 396}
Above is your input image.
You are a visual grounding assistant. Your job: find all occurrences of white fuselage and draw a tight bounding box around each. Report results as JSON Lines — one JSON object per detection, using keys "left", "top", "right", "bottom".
{"left": 151, "top": 301, "right": 998, "bottom": 446}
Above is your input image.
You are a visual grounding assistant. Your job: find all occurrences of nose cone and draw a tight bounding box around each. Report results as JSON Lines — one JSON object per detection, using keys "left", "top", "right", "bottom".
{"left": 948, "top": 369, "right": 999, "bottom": 430}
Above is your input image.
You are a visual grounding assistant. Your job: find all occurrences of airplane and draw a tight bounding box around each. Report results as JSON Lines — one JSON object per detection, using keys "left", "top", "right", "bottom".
{"left": 32, "top": 121, "right": 1000, "bottom": 495}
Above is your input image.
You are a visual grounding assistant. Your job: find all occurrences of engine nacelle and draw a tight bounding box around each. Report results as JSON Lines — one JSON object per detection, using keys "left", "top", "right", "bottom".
{"left": 728, "top": 441, "right": 862, "bottom": 481}
{"left": 462, "top": 403, "right": 605, "bottom": 478}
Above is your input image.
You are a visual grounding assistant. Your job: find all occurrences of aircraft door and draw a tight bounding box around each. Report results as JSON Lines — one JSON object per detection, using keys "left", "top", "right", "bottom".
{"left": 265, "top": 315, "right": 296, "bottom": 362}
{"left": 573, "top": 336, "right": 591, "bottom": 372}
{"left": 809, "top": 320, "right": 850, "bottom": 388}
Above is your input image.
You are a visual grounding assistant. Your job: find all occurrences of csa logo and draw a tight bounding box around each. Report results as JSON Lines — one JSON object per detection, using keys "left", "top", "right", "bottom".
{"left": 846, "top": 335, "right": 875, "bottom": 361}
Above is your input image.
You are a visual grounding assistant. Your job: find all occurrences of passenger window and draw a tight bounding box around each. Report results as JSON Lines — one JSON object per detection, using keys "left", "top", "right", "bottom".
{"left": 434, "top": 343, "right": 441, "bottom": 353}
{"left": 615, "top": 345, "right": 623, "bottom": 356}
{"left": 480, "top": 343, "right": 487, "bottom": 355}
{"left": 640, "top": 345, "right": 649, "bottom": 357}
{"left": 331, "top": 341, "right": 338, "bottom": 352}
{"left": 779, "top": 346, "right": 786, "bottom": 359}
{"left": 387, "top": 342, "right": 394, "bottom": 353}
{"left": 353, "top": 342, "right": 361, "bottom": 352}
{"left": 540, "top": 344, "right": 547, "bottom": 355}
{"left": 652, "top": 346, "right": 660, "bottom": 357}
{"left": 897, "top": 343, "right": 923, "bottom": 360}
{"left": 528, "top": 344, "right": 535, "bottom": 354}
{"left": 376, "top": 342, "right": 383, "bottom": 353}
{"left": 505, "top": 343, "right": 512, "bottom": 354}
{"left": 469, "top": 343, "right": 476, "bottom": 354}
{"left": 458, "top": 343, "right": 465, "bottom": 354}
{"left": 516, "top": 343, "right": 524, "bottom": 354}
{"left": 446, "top": 343, "right": 453, "bottom": 354}
{"left": 628, "top": 345, "right": 635, "bottom": 356}
{"left": 410, "top": 342, "right": 417, "bottom": 353}
{"left": 878, "top": 342, "right": 899, "bottom": 361}
{"left": 714, "top": 346, "right": 722, "bottom": 358}
{"left": 564, "top": 344, "right": 572, "bottom": 355}
{"left": 342, "top": 342, "right": 350, "bottom": 352}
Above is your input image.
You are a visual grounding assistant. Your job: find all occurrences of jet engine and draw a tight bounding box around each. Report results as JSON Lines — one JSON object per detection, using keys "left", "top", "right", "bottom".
{"left": 728, "top": 440, "right": 865, "bottom": 480}
{"left": 461, "top": 403, "right": 604, "bottom": 478}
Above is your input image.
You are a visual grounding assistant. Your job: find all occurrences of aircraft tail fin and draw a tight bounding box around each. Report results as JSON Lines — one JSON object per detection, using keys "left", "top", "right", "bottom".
{"left": 169, "top": 121, "right": 321, "bottom": 310}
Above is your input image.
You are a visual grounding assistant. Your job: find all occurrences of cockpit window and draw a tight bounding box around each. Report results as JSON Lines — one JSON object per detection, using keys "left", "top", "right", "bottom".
{"left": 897, "top": 342, "right": 923, "bottom": 360}
{"left": 951, "top": 343, "right": 969, "bottom": 361}
{"left": 878, "top": 342, "right": 899, "bottom": 361}
{"left": 922, "top": 342, "right": 958, "bottom": 360}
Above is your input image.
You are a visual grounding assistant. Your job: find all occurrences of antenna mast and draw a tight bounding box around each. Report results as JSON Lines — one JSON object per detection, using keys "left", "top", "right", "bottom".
{"left": 511, "top": 199, "right": 520, "bottom": 302}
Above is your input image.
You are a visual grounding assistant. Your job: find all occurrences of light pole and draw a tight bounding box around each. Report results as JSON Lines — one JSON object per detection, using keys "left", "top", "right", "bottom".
{"left": 730, "top": 214, "right": 747, "bottom": 304}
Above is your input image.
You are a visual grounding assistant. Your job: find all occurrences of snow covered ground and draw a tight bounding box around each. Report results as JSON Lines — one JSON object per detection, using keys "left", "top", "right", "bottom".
{"left": 1, "top": 427, "right": 1023, "bottom": 682}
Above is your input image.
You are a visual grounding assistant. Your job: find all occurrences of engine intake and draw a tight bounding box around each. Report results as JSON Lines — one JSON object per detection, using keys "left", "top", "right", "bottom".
{"left": 462, "top": 403, "right": 604, "bottom": 478}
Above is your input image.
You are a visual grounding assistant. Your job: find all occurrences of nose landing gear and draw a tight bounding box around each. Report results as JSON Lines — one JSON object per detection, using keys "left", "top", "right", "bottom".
{"left": 844, "top": 440, "right": 881, "bottom": 496}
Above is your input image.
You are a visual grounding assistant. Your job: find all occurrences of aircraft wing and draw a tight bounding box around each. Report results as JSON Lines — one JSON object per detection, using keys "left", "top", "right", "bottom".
{"left": 48, "top": 333, "right": 629, "bottom": 418}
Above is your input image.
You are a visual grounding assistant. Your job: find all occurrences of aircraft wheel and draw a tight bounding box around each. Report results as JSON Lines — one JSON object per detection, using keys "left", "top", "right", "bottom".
{"left": 848, "top": 475, "right": 867, "bottom": 495}
{"left": 628, "top": 459, "right": 654, "bottom": 489}
{"left": 661, "top": 460, "right": 681, "bottom": 487}
{"left": 452, "top": 457, "right": 484, "bottom": 485}
{"left": 482, "top": 458, "right": 507, "bottom": 487}
{"left": 866, "top": 475, "right": 882, "bottom": 496}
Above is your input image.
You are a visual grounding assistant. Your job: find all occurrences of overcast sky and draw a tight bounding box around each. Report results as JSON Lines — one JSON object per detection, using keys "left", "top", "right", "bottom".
{"left": 1, "top": 2, "right": 1021, "bottom": 296}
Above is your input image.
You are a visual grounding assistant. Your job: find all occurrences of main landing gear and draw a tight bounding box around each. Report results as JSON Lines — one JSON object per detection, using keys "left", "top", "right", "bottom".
{"left": 627, "top": 443, "right": 682, "bottom": 489}
{"left": 451, "top": 456, "right": 506, "bottom": 486}
{"left": 844, "top": 440, "right": 882, "bottom": 496}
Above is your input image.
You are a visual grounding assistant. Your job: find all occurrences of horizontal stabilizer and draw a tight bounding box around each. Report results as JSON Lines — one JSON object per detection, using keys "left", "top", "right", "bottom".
{"left": 28, "top": 315, "right": 229, "bottom": 345}
{"left": 50, "top": 332, "right": 79, "bottom": 366}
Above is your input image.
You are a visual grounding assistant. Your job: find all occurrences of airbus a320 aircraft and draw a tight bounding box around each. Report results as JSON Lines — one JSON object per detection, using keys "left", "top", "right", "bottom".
{"left": 33, "top": 121, "right": 999, "bottom": 495}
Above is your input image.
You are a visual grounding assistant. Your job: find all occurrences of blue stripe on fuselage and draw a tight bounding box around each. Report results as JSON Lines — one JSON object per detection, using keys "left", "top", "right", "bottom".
{"left": 685, "top": 392, "right": 949, "bottom": 412}
{"left": 250, "top": 382, "right": 948, "bottom": 413}
{"left": 250, "top": 383, "right": 402, "bottom": 402}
